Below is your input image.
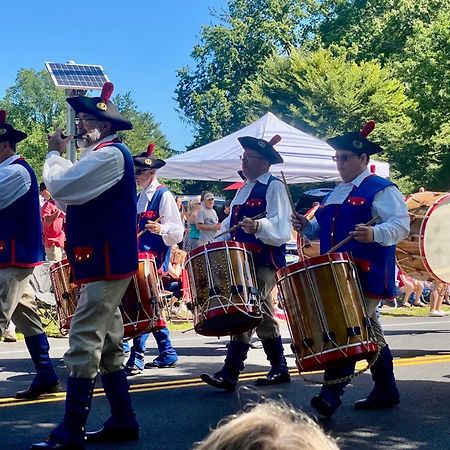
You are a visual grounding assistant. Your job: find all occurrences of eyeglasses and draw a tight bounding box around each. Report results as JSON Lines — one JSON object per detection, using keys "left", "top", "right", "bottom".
{"left": 239, "top": 155, "right": 266, "bottom": 163}
{"left": 75, "top": 117, "right": 98, "bottom": 126}
{"left": 135, "top": 169, "right": 146, "bottom": 175}
{"left": 205, "top": 198, "right": 215, "bottom": 201}
{"left": 332, "top": 154, "right": 358, "bottom": 163}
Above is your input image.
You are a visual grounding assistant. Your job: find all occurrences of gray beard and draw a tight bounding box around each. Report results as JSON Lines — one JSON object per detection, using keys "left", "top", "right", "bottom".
{"left": 76, "top": 128, "right": 102, "bottom": 149}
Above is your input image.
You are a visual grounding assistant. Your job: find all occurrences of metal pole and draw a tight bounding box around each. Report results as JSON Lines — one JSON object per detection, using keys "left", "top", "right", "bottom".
{"left": 65, "top": 90, "right": 76, "bottom": 163}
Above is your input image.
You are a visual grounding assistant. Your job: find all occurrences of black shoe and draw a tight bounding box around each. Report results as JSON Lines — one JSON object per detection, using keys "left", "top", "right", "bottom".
{"left": 255, "top": 370, "right": 291, "bottom": 386}
{"left": 16, "top": 382, "right": 61, "bottom": 400}
{"left": 85, "top": 426, "right": 139, "bottom": 444}
{"left": 124, "top": 365, "right": 143, "bottom": 377}
{"left": 144, "top": 360, "right": 177, "bottom": 369}
{"left": 311, "top": 395, "right": 340, "bottom": 418}
{"left": 200, "top": 373, "right": 236, "bottom": 392}
{"left": 30, "top": 439, "right": 84, "bottom": 449}
{"left": 354, "top": 396, "right": 400, "bottom": 410}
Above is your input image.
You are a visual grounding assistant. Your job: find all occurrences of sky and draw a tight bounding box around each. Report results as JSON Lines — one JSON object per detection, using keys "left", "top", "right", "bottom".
{"left": 1, "top": 0, "right": 228, "bottom": 152}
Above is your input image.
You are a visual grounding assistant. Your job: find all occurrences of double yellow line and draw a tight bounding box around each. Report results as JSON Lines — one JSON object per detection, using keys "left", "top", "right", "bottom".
{"left": 1, "top": 354, "right": 449, "bottom": 408}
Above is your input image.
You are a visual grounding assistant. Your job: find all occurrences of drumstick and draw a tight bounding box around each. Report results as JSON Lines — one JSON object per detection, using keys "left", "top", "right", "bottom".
{"left": 137, "top": 215, "right": 164, "bottom": 238}
{"left": 326, "top": 215, "right": 381, "bottom": 254}
{"left": 281, "top": 171, "right": 305, "bottom": 259}
{"left": 280, "top": 171, "right": 296, "bottom": 214}
{"left": 214, "top": 212, "right": 267, "bottom": 240}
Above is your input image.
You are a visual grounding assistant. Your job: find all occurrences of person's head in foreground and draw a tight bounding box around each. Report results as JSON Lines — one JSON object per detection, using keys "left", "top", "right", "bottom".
{"left": 192, "top": 401, "right": 339, "bottom": 450}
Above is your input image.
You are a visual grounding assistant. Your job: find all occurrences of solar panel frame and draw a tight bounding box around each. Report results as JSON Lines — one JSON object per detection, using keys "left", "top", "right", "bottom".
{"left": 45, "top": 62, "right": 110, "bottom": 90}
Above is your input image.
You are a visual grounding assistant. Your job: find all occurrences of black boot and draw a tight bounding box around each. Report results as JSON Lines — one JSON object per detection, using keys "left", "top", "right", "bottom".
{"left": 30, "top": 377, "right": 95, "bottom": 450}
{"left": 255, "top": 336, "right": 291, "bottom": 386}
{"left": 16, "top": 333, "right": 60, "bottom": 399}
{"left": 311, "top": 363, "right": 355, "bottom": 418}
{"left": 354, "top": 345, "right": 400, "bottom": 410}
{"left": 85, "top": 369, "right": 139, "bottom": 443}
{"left": 200, "top": 340, "right": 250, "bottom": 392}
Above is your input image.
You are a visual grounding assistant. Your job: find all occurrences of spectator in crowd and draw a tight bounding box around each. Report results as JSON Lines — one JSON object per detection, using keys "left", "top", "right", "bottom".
{"left": 162, "top": 245, "right": 186, "bottom": 303}
{"left": 40, "top": 182, "right": 65, "bottom": 263}
{"left": 192, "top": 401, "right": 339, "bottom": 450}
{"left": 196, "top": 192, "right": 220, "bottom": 245}
{"left": 183, "top": 197, "right": 202, "bottom": 252}
{"left": 217, "top": 199, "right": 231, "bottom": 223}
{"left": 2, "top": 320, "right": 17, "bottom": 342}
{"left": 397, "top": 270, "right": 424, "bottom": 307}
{"left": 429, "top": 282, "right": 449, "bottom": 317}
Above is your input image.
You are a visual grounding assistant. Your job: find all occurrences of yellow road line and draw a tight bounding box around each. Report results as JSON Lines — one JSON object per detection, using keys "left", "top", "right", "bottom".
{"left": 1, "top": 354, "right": 449, "bottom": 408}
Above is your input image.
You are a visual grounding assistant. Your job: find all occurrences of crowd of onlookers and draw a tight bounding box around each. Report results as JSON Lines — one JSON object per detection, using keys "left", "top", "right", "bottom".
{"left": 395, "top": 268, "right": 450, "bottom": 317}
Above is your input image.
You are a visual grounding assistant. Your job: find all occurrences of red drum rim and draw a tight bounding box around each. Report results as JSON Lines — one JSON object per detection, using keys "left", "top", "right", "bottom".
{"left": 276, "top": 252, "right": 353, "bottom": 280}
{"left": 50, "top": 258, "right": 69, "bottom": 271}
{"left": 138, "top": 251, "right": 157, "bottom": 261}
{"left": 418, "top": 193, "right": 450, "bottom": 282}
{"left": 297, "top": 342, "right": 378, "bottom": 372}
{"left": 187, "top": 240, "right": 248, "bottom": 259}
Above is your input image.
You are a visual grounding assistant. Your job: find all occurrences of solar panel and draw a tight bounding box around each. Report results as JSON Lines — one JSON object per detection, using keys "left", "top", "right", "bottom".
{"left": 45, "top": 62, "right": 109, "bottom": 90}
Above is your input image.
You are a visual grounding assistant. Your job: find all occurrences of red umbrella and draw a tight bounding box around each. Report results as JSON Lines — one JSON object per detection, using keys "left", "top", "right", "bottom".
{"left": 223, "top": 181, "right": 245, "bottom": 191}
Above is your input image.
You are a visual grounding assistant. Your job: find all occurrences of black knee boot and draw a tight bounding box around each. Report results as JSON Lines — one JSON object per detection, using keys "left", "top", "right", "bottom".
{"left": 200, "top": 340, "right": 250, "bottom": 392}
{"left": 86, "top": 369, "right": 139, "bottom": 443}
{"left": 255, "top": 336, "right": 291, "bottom": 386}
{"left": 354, "top": 345, "right": 400, "bottom": 409}
{"left": 30, "top": 377, "right": 96, "bottom": 450}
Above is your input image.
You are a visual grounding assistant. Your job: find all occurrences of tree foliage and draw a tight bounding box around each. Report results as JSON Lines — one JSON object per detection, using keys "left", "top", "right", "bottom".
{"left": 176, "top": 0, "right": 450, "bottom": 191}
{"left": 0, "top": 69, "right": 175, "bottom": 189}
{"left": 175, "top": 0, "right": 313, "bottom": 147}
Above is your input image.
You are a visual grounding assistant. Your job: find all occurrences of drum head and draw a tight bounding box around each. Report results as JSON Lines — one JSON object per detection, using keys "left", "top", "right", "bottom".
{"left": 423, "top": 195, "right": 450, "bottom": 282}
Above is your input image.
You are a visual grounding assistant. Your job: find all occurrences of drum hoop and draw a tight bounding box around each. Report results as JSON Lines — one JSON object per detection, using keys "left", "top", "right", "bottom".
{"left": 187, "top": 240, "right": 248, "bottom": 259}
{"left": 417, "top": 194, "right": 450, "bottom": 281}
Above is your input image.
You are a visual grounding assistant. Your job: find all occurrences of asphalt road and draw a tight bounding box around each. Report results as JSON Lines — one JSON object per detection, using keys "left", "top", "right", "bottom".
{"left": 2, "top": 316, "right": 450, "bottom": 450}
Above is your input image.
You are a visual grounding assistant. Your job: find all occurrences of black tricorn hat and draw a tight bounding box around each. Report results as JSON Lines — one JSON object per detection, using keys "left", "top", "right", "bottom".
{"left": 327, "top": 121, "right": 383, "bottom": 156}
{"left": 66, "top": 82, "right": 133, "bottom": 131}
{"left": 133, "top": 143, "right": 166, "bottom": 170}
{"left": 238, "top": 135, "right": 284, "bottom": 165}
{"left": 0, "top": 110, "right": 27, "bottom": 144}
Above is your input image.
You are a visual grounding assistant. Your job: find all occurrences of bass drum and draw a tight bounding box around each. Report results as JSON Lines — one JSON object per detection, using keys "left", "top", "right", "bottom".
{"left": 397, "top": 191, "right": 450, "bottom": 283}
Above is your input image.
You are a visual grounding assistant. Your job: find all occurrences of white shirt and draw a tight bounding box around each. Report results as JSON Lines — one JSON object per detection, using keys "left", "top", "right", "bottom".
{"left": 138, "top": 179, "right": 184, "bottom": 247}
{"left": 304, "top": 168, "right": 410, "bottom": 246}
{"left": 220, "top": 172, "right": 292, "bottom": 247}
{"left": 43, "top": 134, "right": 125, "bottom": 209}
{"left": 0, "top": 154, "right": 32, "bottom": 210}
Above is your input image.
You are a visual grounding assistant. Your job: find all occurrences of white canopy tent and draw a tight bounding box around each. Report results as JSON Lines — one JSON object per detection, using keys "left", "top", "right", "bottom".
{"left": 158, "top": 112, "right": 389, "bottom": 184}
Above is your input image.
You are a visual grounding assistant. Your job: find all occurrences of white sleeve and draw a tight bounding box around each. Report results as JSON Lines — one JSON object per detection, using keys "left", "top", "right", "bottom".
{"left": 372, "top": 185, "right": 410, "bottom": 246}
{"left": 43, "top": 147, "right": 125, "bottom": 205}
{"left": 255, "top": 179, "right": 292, "bottom": 246}
{"left": 159, "top": 191, "right": 185, "bottom": 246}
{"left": 0, "top": 164, "right": 32, "bottom": 209}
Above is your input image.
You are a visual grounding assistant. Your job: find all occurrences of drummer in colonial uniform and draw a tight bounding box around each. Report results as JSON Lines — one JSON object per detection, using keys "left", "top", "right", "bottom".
{"left": 124, "top": 144, "right": 184, "bottom": 375}
{"left": 32, "top": 83, "right": 139, "bottom": 449}
{"left": 0, "top": 110, "right": 60, "bottom": 400}
{"left": 200, "top": 135, "right": 292, "bottom": 391}
{"left": 292, "top": 122, "right": 410, "bottom": 417}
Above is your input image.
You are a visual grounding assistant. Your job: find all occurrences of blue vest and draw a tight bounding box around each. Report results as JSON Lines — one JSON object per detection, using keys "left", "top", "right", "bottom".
{"left": 138, "top": 186, "right": 171, "bottom": 272}
{"left": 65, "top": 142, "right": 138, "bottom": 283}
{"left": 230, "top": 176, "right": 286, "bottom": 270}
{"left": 0, "top": 158, "right": 43, "bottom": 268}
{"left": 315, "top": 174, "right": 396, "bottom": 298}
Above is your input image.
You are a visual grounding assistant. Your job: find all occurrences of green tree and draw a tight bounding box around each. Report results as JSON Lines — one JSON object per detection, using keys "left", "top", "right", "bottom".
{"left": 175, "top": 0, "right": 313, "bottom": 147}
{"left": 239, "top": 47, "right": 416, "bottom": 187}
{"left": 0, "top": 69, "right": 176, "bottom": 189}
{"left": 0, "top": 68, "right": 66, "bottom": 175}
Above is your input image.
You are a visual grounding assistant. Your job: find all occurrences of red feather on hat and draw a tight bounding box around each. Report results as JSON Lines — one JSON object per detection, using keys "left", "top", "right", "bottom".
{"left": 360, "top": 120, "right": 375, "bottom": 138}
{"left": 269, "top": 135, "right": 281, "bottom": 146}
{"left": 147, "top": 143, "right": 155, "bottom": 156}
{"left": 100, "top": 82, "right": 114, "bottom": 103}
{"left": 0, "top": 110, "right": 6, "bottom": 124}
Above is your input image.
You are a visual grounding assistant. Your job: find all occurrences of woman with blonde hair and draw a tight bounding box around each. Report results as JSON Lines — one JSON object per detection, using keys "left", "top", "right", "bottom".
{"left": 192, "top": 401, "right": 339, "bottom": 450}
{"left": 184, "top": 197, "right": 202, "bottom": 251}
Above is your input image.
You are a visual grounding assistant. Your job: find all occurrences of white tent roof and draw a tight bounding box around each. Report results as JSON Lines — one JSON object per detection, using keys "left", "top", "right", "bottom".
{"left": 158, "top": 112, "right": 389, "bottom": 184}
